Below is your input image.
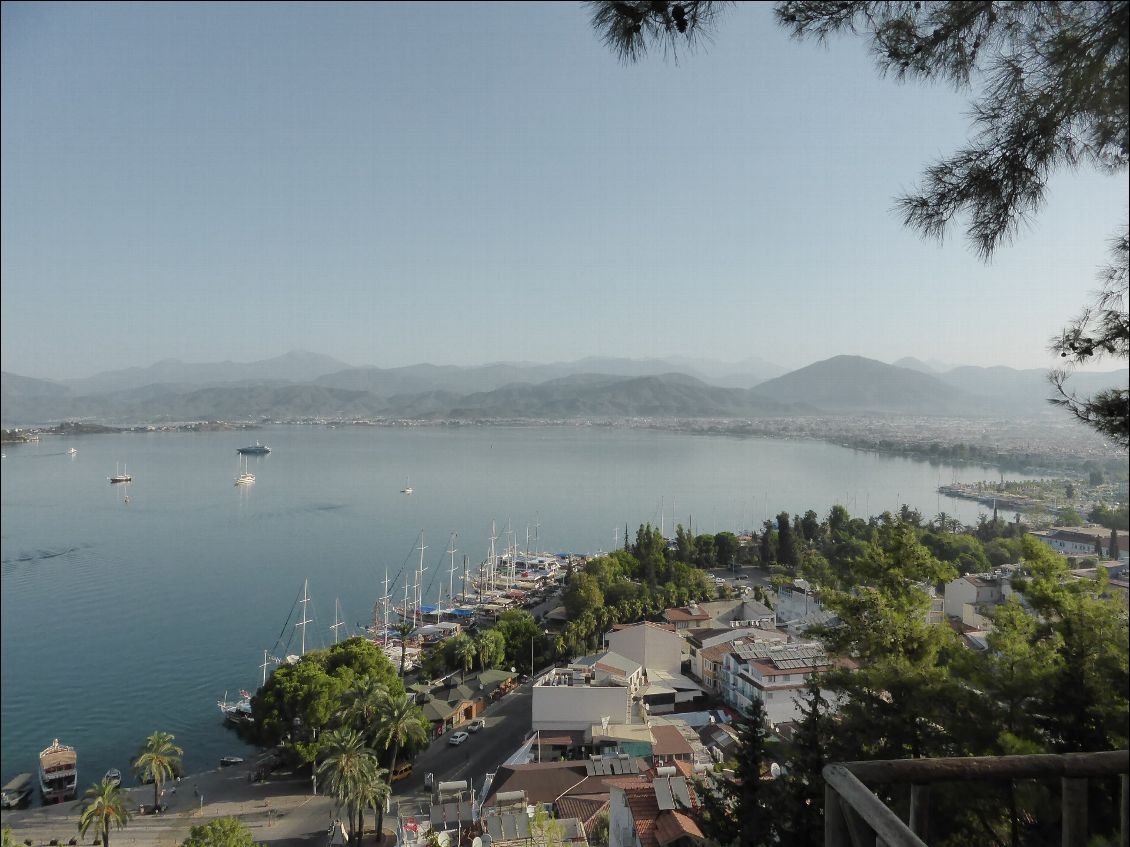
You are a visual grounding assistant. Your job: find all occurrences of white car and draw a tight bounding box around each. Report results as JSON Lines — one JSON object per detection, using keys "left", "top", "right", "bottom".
{"left": 449, "top": 731, "right": 470, "bottom": 746}
{"left": 468, "top": 718, "right": 485, "bottom": 733}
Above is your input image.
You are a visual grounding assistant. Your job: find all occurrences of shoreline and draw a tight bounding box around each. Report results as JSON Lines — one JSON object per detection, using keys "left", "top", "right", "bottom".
{"left": 0, "top": 762, "right": 341, "bottom": 847}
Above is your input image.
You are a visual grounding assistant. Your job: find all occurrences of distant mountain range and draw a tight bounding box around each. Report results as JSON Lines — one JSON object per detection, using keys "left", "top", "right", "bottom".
{"left": 2, "top": 351, "right": 1126, "bottom": 427}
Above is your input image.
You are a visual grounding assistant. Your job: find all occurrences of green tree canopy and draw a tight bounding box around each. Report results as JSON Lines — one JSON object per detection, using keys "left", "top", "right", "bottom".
{"left": 563, "top": 571, "right": 604, "bottom": 618}
{"left": 251, "top": 637, "right": 404, "bottom": 762}
{"left": 181, "top": 817, "right": 256, "bottom": 847}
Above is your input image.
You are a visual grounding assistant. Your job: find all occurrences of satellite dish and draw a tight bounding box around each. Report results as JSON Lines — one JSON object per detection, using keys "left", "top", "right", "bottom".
{"left": 770, "top": 763, "right": 781, "bottom": 778}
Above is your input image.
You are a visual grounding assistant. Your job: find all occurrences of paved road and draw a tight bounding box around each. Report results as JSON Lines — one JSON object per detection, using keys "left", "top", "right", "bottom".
{"left": 1, "top": 683, "right": 535, "bottom": 847}
{"left": 395, "top": 681, "right": 533, "bottom": 798}
{"left": 1, "top": 765, "right": 337, "bottom": 847}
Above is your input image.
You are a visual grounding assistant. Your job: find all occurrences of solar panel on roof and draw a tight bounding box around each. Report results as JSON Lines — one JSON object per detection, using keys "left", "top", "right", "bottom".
{"left": 671, "top": 779, "right": 692, "bottom": 809}
{"left": 773, "top": 658, "right": 822, "bottom": 670}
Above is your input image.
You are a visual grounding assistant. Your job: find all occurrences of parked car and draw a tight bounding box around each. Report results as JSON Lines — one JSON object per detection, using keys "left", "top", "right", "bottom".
{"left": 449, "top": 731, "right": 470, "bottom": 746}
{"left": 468, "top": 718, "right": 486, "bottom": 733}
{"left": 391, "top": 762, "right": 413, "bottom": 783}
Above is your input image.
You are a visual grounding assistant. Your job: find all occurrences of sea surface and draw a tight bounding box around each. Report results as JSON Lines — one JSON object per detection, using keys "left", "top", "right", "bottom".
{"left": 0, "top": 424, "right": 1036, "bottom": 787}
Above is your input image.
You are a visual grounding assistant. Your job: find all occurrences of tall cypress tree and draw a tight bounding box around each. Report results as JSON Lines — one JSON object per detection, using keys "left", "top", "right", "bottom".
{"left": 696, "top": 697, "right": 776, "bottom": 847}
{"left": 1109, "top": 528, "right": 1120, "bottom": 560}
{"left": 777, "top": 512, "right": 799, "bottom": 571}
{"left": 776, "top": 682, "right": 833, "bottom": 847}
{"left": 759, "top": 520, "right": 776, "bottom": 567}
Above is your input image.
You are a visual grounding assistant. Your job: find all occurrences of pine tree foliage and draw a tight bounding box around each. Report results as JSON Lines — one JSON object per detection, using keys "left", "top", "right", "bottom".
{"left": 696, "top": 698, "right": 777, "bottom": 847}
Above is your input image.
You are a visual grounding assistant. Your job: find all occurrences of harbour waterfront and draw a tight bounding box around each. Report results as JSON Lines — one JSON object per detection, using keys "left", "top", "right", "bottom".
{"left": 0, "top": 424, "right": 1040, "bottom": 788}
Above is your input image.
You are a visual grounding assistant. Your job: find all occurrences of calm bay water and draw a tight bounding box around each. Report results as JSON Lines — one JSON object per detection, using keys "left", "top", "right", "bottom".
{"left": 0, "top": 425, "right": 1033, "bottom": 785}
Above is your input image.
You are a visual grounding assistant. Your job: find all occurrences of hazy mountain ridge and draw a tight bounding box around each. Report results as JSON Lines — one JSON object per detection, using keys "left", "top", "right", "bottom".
{"left": 751, "top": 356, "right": 986, "bottom": 416}
{"left": 59, "top": 351, "right": 353, "bottom": 396}
{"left": 3, "top": 354, "right": 1126, "bottom": 427}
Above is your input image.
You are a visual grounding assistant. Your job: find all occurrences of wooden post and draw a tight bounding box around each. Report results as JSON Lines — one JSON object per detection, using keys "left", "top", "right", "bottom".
{"left": 909, "top": 784, "right": 929, "bottom": 839}
{"left": 1062, "top": 777, "right": 1087, "bottom": 847}
{"left": 1120, "top": 773, "right": 1128, "bottom": 847}
{"left": 823, "top": 764, "right": 927, "bottom": 847}
{"left": 825, "top": 785, "right": 849, "bottom": 847}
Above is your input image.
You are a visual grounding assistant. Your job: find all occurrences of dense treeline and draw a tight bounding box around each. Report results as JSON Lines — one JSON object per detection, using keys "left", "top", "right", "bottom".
{"left": 692, "top": 508, "right": 1128, "bottom": 847}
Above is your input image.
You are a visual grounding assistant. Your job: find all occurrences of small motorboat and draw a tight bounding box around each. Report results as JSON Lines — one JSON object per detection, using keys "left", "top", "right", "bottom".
{"left": 104, "top": 768, "right": 121, "bottom": 787}
{"left": 219, "top": 756, "right": 244, "bottom": 767}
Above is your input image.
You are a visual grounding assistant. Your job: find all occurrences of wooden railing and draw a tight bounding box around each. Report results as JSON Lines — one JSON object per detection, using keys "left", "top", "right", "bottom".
{"left": 823, "top": 749, "right": 1130, "bottom": 847}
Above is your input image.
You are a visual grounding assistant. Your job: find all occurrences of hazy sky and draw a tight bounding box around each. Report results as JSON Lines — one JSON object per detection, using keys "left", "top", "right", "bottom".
{"left": 2, "top": 2, "right": 1127, "bottom": 380}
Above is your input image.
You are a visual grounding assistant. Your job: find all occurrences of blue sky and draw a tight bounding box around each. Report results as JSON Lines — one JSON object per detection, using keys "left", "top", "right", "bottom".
{"left": 2, "top": 1, "right": 1126, "bottom": 380}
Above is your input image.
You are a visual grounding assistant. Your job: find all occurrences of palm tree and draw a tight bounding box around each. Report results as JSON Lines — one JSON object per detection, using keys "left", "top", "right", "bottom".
{"left": 356, "top": 764, "right": 391, "bottom": 845}
{"left": 375, "top": 693, "right": 429, "bottom": 789}
{"left": 133, "top": 731, "right": 183, "bottom": 812}
{"left": 452, "top": 634, "right": 476, "bottom": 684}
{"left": 77, "top": 778, "right": 132, "bottom": 847}
{"left": 317, "top": 728, "right": 380, "bottom": 843}
{"left": 339, "top": 676, "right": 390, "bottom": 743}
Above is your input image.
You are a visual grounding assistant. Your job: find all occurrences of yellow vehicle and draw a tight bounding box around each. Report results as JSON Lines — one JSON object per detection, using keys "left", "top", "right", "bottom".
{"left": 391, "top": 762, "right": 413, "bottom": 783}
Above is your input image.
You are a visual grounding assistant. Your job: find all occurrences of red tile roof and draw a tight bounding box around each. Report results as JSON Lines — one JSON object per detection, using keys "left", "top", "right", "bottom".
{"left": 664, "top": 607, "right": 711, "bottom": 623}
{"left": 650, "top": 725, "right": 693, "bottom": 758}
{"left": 620, "top": 785, "right": 661, "bottom": 847}
{"left": 612, "top": 621, "right": 677, "bottom": 633}
{"left": 654, "top": 810, "right": 704, "bottom": 847}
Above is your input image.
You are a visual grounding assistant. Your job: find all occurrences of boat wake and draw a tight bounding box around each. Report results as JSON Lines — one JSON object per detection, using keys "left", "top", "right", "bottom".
{"left": 2, "top": 545, "right": 84, "bottom": 567}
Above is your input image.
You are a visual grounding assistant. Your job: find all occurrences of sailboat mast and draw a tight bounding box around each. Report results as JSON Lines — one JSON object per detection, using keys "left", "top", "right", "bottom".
{"left": 447, "top": 532, "right": 458, "bottom": 607}
{"left": 382, "top": 568, "right": 391, "bottom": 643}
{"left": 462, "top": 554, "right": 469, "bottom": 604}
{"left": 331, "top": 598, "right": 344, "bottom": 644}
{"left": 297, "top": 579, "right": 311, "bottom": 657}
{"left": 489, "top": 522, "right": 498, "bottom": 595}
{"left": 261, "top": 649, "right": 270, "bottom": 687}
{"left": 415, "top": 531, "right": 427, "bottom": 623}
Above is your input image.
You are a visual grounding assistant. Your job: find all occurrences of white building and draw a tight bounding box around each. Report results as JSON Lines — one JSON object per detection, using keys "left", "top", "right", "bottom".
{"left": 606, "top": 622, "right": 684, "bottom": 676}
{"left": 720, "top": 639, "right": 835, "bottom": 725}
{"left": 685, "top": 626, "right": 787, "bottom": 685}
{"left": 943, "top": 568, "right": 1019, "bottom": 631}
{"left": 1030, "top": 527, "right": 1118, "bottom": 558}
{"left": 531, "top": 656, "right": 638, "bottom": 731}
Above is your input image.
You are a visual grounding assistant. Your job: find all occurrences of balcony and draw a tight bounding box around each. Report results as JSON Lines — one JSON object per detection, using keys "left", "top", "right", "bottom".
{"left": 823, "top": 749, "right": 1129, "bottom": 847}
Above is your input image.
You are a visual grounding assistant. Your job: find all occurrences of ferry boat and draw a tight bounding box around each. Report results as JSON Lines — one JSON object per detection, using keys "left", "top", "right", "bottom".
{"left": 237, "top": 442, "right": 271, "bottom": 455}
{"left": 38, "top": 739, "right": 77, "bottom": 804}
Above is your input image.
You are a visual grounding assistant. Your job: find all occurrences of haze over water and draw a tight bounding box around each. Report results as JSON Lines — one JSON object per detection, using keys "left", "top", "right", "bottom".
{"left": 0, "top": 425, "right": 1036, "bottom": 784}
